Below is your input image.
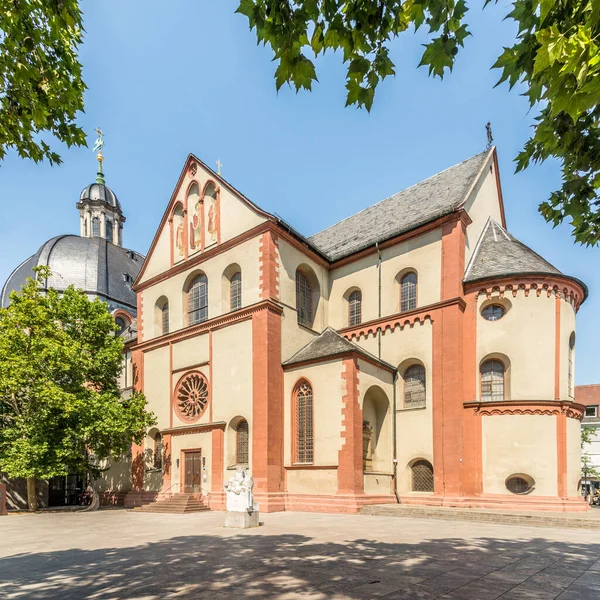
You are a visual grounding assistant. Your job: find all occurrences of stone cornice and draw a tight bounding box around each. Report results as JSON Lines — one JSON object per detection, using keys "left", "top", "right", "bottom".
{"left": 161, "top": 421, "right": 226, "bottom": 436}
{"left": 339, "top": 297, "right": 466, "bottom": 341}
{"left": 133, "top": 299, "right": 283, "bottom": 352}
{"left": 464, "top": 400, "right": 586, "bottom": 421}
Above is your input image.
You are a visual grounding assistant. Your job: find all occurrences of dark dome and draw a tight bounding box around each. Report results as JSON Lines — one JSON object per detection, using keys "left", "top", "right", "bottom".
{"left": 80, "top": 183, "right": 121, "bottom": 211}
{"left": 1, "top": 235, "right": 144, "bottom": 310}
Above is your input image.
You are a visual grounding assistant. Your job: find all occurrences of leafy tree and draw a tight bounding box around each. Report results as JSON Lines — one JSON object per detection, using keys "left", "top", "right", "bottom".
{"left": 237, "top": 0, "right": 600, "bottom": 245}
{"left": 582, "top": 425, "right": 599, "bottom": 495}
{"left": 0, "top": 0, "right": 86, "bottom": 164}
{"left": 0, "top": 267, "right": 155, "bottom": 511}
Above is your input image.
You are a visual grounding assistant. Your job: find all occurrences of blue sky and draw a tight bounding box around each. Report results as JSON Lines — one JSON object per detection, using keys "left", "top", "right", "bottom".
{"left": 0, "top": 1, "right": 598, "bottom": 383}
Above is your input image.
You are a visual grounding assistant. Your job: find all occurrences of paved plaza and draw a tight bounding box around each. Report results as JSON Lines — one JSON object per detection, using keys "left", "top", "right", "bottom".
{"left": 1, "top": 510, "right": 600, "bottom": 599}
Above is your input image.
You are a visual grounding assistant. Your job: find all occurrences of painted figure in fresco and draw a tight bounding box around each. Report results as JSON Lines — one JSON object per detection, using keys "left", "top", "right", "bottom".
{"left": 190, "top": 199, "right": 202, "bottom": 250}
{"left": 176, "top": 220, "right": 184, "bottom": 257}
{"left": 207, "top": 196, "right": 217, "bottom": 245}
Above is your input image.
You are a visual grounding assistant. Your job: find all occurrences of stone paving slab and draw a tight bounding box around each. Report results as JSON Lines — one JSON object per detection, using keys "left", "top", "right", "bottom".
{"left": 1, "top": 510, "right": 600, "bottom": 599}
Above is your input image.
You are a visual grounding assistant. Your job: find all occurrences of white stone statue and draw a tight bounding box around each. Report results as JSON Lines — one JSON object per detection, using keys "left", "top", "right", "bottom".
{"left": 224, "top": 467, "right": 259, "bottom": 528}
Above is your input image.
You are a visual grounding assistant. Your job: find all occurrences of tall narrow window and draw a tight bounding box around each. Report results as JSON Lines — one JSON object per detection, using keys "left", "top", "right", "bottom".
{"left": 348, "top": 290, "right": 362, "bottom": 326}
{"left": 230, "top": 272, "right": 242, "bottom": 311}
{"left": 106, "top": 219, "right": 113, "bottom": 243}
{"left": 236, "top": 419, "right": 249, "bottom": 465}
{"left": 404, "top": 364, "right": 426, "bottom": 408}
{"left": 84, "top": 219, "right": 88, "bottom": 237}
{"left": 568, "top": 333, "right": 575, "bottom": 398}
{"left": 400, "top": 272, "right": 417, "bottom": 312}
{"left": 92, "top": 217, "right": 101, "bottom": 238}
{"left": 296, "top": 270, "right": 312, "bottom": 327}
{"left": 481, "top": 360, "right": 505, "bottom": 402}
{"left": 294, "top": 380, "right": 313, "bottom": 463}
{"left": 161, "top": 302, "right": 169, "bottom": 335}
{"left": 188, "top": 274, "right": 208, "bottom": 325}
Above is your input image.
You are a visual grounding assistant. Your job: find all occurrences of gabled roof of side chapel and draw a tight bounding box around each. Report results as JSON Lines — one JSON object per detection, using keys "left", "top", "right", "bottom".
{"left": 283, "top": 327, "right": 396, "bottom": 371}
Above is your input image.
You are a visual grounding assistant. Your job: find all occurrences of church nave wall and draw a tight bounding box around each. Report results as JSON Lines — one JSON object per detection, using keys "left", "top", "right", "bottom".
{"left": 143, "top": 346, "right": 172, "bottom": 429}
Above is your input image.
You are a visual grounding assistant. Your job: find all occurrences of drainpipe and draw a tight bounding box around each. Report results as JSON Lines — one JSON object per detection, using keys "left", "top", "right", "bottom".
{"left": 375, "top": 241, "right": 382, "bottom": 359}
{"left": 393, "top": 369, "right": 400, "bottom": 503}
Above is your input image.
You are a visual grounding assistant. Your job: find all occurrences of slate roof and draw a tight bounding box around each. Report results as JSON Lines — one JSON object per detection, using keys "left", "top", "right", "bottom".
{"left": 1, "top": 235, "right": 144, "bottom": 310}
{"left": 283, "top": 327, "right": 395, "bottom": 371}
{"left": 308, "top": 150, "right": 491, "bottom": 261}
{"left": 464, "top": 219, "right": 564, "bottom": 283}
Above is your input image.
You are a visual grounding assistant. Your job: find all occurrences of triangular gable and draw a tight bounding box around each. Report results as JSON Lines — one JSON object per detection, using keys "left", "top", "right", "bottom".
{"left": 135, "top": 154, "right": 276, "bottom": 286}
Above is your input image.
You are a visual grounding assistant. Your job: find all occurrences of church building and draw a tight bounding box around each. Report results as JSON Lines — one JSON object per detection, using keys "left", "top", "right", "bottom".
{"left": 124, "top": 147, "right": 588, "bottom": 513}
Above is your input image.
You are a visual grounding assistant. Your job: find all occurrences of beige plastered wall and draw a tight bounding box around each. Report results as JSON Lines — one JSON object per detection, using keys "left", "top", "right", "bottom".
{"left": 566, "top": 416, "right": 582, "bottom": 497}
{"left": 327, "top": 229, "right": 442, "bottom": 330}
{"left": 142, "top": 346, "right": 171, "bottom": 430}
{"left": 140, "top": 236, "right": 261, "bottom": 341}
{"left": 560, "top": 298, "right": 577, "bottom": 400}
{"left": 138, "top": 161, "right": 266, "bottom": 287}
{"left": 482, "top": 414, "right": 557, "bottom": 496}
{"left": 283, "top": 360, "right": 344, "bottom": 495}
{"left": 278, "top": 238, "right": 329, "bottom": 332}
{"left": 350, "top": 323, "right": 434, "bottom": 494}
{"left": 280, "top": 306, "right": 319, "bottom": 363}
{"left": 463, "top": 156, "right": 503, "bottom": 264}
{"left": 476, "top": 291, "right": 555, "bottom": 401}
{"left": 171, "top": 431, "right": 212, "bottom": 494}
{"left": 94, "top": 456, "right": 132, "bottom": 493}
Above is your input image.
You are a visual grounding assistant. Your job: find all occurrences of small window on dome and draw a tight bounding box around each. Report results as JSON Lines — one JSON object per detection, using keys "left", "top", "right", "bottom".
{"left": 106, "top": 219, "right": 113, "bottom": 243}
{"left": 482, "top": 304, "right": 505, "bottom": 321}
{"left": 115, "top": 317, "right": 128, "bottom": 334}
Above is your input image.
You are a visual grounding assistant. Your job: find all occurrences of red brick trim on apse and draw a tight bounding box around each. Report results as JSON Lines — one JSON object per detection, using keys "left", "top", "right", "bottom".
{"left": 338, "top": 357, "right": 363, "bottom": 495}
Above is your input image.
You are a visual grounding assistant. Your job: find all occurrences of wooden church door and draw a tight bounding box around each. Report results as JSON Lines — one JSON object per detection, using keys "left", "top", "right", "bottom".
{"left": 184, "top": 451, "right": 201, "bottom": 493}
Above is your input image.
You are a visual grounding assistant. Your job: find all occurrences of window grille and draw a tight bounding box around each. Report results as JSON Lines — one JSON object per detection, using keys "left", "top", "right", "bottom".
{"left": 236, "top": 420, "right": 249, "bottom": 465}
{"left": 92, "top": 217, "right": 101, "bottom": 238}
{"left": 412, "top": 460, "right": 434, "bottom": 492}
{"left": 404, "top": 364, "right": 426, "bottom": 408}
{"left": 188, "top": 274, "right": 208, "bottom": 325}
{"left": 349, "top": 290, "right": 362, "bottom": 326}
{"left": 154, "top": 435, "right": 163, "bottom": 469}
{"left": 296, "top": 270, "right": 312, "bottom": 327}
{"left": 506, "top": 476, "right": 532, "bottom": 494}
{"left": 162, "top": 302, "right": 169, "bottom": 335}
{"left": 400, "top": 272, "right": 417, "bottom": 312}
{"left": 481, "top": 360, "right": 504, "bottom": 401}
{"left": 295, "top": 381, "right": 313, "bottom": 463}
{"left": 482, "top": 304, "right": 505, "bottom": 321}
{"left": 106, "top": 219, "right": 113, "bottom": 243}
{"left": 230, "top": 272, "right": 242, "bottom": 311}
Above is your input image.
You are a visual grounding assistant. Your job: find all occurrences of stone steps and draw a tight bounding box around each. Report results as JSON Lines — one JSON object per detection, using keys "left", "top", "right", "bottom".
{"left": 360, "top": 504, "right": 600, "bottom": 530}
{"left": 135, "top": 493, "right": 210, "bottom": 514}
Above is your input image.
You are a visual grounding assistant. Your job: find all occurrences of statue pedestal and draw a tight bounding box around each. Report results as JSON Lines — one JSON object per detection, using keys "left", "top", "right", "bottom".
{"left": 224, "top": 507, "right": 259, "bottom": 529}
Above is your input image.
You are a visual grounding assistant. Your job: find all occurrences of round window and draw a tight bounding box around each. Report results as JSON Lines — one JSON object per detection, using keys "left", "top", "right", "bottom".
{"left": 482, "top": 304, "right": 505, "bottom": 321}
{"left": 506, "top": 475, "right": 534, "bottom": 495}
{"left": 174, "top": 371, "right": 209, "bottom": 423}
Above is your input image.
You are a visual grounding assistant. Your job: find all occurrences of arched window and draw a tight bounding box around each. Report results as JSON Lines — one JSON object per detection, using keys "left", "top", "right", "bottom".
{"left": 92, "top": 217, "right": 101, "bottom": 238}
{"left": 568, "top": 332, "right": 575, "bottom": 397}
{"left": 411, "top": 459, "right": 434, "bottom": 492}
{"left": 115, "top": 316, "right": 128, "bottom": 334}
{"left": 348, "top": 290, "right": 362, "bottom": 326}
{"left": 188, "top": 274, "right": 208, "bottom": 325}
{"left": 161, "top": 301, "right": 169, "bottom": 335}
{"left": 481, "top": 359, "right": 505, "bottom": 402}
{"left": 404, "top": 364, "right": 426, "bottom": 408}
{"left": 296, "top": 270, "right": 312, "bottom": 327}
{"left": 106, "top": 219, "right": 113, "bottom": 243}
{"left": 294, "top": 380, "right": 313, "bottom": 463}
{"left": 230, "top": 272, "right": 242, "bottom": 311}
{"left": 236, "top": 419, "right": 249, "bottom": 465}
{"left": 400, "top": 272, "right": 417, "bottom": 312}
{"left": 153, "top": 433, "right": 163, "bottom": 470}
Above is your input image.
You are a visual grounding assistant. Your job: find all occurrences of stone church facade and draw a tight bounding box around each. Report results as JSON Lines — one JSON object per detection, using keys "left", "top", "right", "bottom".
{"left": 126, "top": 147, "right": 588, "bottom": 513}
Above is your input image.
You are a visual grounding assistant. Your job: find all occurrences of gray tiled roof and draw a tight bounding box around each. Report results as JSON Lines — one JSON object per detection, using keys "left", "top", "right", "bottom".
{"left": 283, "top": 327, "right": 395, "bottom": 371}
{"left": 308, "top": 150, "right": 491, "bottom": 261}
{"left": 464, "top": 219, "right": 563, "bottom": 283}
{"left": 1, "top": 235, "right": 143, "bottom": 310}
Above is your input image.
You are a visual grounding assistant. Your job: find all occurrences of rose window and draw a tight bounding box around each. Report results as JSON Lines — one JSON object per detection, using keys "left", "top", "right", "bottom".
{"left": 175, "top": 372, "right": 209, "bottom": 423}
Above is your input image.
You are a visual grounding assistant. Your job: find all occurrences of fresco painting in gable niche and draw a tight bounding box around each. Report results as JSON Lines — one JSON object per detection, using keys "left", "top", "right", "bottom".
{"left": 188, "top": 183, "right": 202, "bottom": 253}
{"left": 205, "top": 183, "right": 218, "bottom": 247}
{"left": 173, "top": 205, "right": 185, "bottom": 261}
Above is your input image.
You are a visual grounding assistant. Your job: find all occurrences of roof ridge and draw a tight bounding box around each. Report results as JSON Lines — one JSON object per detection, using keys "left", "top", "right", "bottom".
{"left": 309, "top": 150, "right": 490, "bottom": 239}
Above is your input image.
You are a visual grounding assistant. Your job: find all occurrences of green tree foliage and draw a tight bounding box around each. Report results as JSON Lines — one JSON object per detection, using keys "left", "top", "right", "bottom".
{"left": 0, "top": 267, "right": 155, "bottom": 510}
{"left": 237, "top": 0, "right": 600, "bottom": 245}
{"left": 0, "top": 0, "right": 86, "bottom": 164}
{"left": 582, "top": 426, "right": 599, "bottom": 484}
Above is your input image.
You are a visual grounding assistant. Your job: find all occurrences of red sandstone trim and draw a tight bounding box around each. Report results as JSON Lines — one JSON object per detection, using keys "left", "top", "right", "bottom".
{"left": 162, "top": 433, "right": 172, "bottom": 491}
{"left": 211, "top": 427, "right": 224, "bottom": 499}
{"left": 161, "top": 421, "right": 226, "bottom": 436}
{"left": 285, "top": 465, "right": 338, "bottom": 470}
{"left": 259, "top": 231, "right": 280, "bottom": 300}
{"left": 283, "top": 350, "right": 396, "bottom": 374}
{"left": 338, "top": 358, "right": 363, "bottom": 494}
{"left": 555, "top": 293, "right": 561, "bottom": 400}
{"left": 464, "top": 400, "right": 586, "bottom": 421}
